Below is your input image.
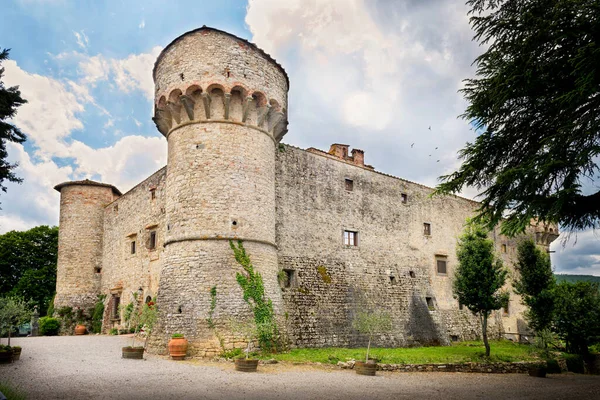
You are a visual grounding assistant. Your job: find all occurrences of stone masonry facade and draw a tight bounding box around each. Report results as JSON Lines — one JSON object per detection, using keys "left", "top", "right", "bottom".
{"left": 53, "top": 27, "right": 558, "bottom": 356}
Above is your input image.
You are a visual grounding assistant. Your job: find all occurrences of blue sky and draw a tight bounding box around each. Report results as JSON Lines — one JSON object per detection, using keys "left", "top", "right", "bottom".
{"left": 1, "top": 0, "right": 599, "bottom": 275}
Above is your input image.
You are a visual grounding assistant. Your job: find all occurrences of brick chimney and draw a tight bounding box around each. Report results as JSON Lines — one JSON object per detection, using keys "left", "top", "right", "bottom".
{"left": 351, "top": 149, "right": 365, "bottom": 167}
{"left": 329, "top": 144, "right": 349, "bottom": 159}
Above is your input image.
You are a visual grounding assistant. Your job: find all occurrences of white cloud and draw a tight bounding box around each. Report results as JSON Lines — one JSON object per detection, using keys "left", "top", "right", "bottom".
{"left": 73, "top": 30, "right": 89, "bottom": 50}
{"left": 110, "top": 46, "right": 162, "bottom": 99}
{"left": 0, "top": 58, "right": 166, "bottom": 234}
{"left": 139, "top": 19, "right": 145, "bottom": 29}
{"left": 78, "top": 54, "right": 110, "bottom": 85}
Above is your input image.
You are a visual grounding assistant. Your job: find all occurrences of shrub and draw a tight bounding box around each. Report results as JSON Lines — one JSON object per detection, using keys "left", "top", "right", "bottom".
{"left": 564, "top": 354, "right": 585, "bottom": 374}
{"left": 171, "top": 333, "right": 184, "bottom": 339}
{"left": 545, "top": 359, "right": 561, "bottom": 374}
{"left": 109, "top": 328, "right": 118, "bottom": 335}
{"left": 39, "top": 316, "right": 60, "bottom": 336}
{"left": 91, "top": 296, "right": 105, "bottom": 334}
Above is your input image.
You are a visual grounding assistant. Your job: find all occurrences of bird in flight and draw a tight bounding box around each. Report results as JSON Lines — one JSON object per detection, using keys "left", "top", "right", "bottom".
{"left": 437, "top": 160, "right": 440, "bottom": 163}
{"left": 428, "top": 126, "right": 431, "bottom": 130}
{"left": 411, "top": 143, "right": 415, "bottom": 148}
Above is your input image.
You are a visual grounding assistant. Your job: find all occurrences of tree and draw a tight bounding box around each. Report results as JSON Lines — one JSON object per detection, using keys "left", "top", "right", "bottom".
{"left": 0, "top": 48, "right": 27, "bottom": 196}
{"left": 434, "top": 0, "right": 600, "bottom": 236}
{"left": 514, "top": 240, "right": 555, "bottom": 333}
{"left": 352, "top": 309, "right": 392, "bottom": 363}
{"left": 0, "top": 296, "right": 32, "bottom": 346}
{"left": 454, "top": 221, "right": 508, "bottom": 357}
{"left": 553, "top": 281, "right": 600, "bottom": 356}
{"left": 0, "top": 226, "right": 59, "bottom": 313}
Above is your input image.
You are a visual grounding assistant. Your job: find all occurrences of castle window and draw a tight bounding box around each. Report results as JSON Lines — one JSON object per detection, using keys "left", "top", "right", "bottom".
{"left": 344, "top": 230, "right": 358, "bottom": 246}
{"left": 95, "top": 267, "right": 102, "bottom": 274}
{"left": 401, "top": 193, "right": 408, "bottom": 204}
{"left": 131, "top": 241, "right": 136, "bottom": 254}
{"left": 423, "top": 223, "right": 431, "bottom": 236}
{"left": 426, "top": 297, "right": 435, "bottom": 311}
{"left": 149, "top": 231, "right": 157, "bottom": 249}
{"left": 501, "top": 244, "right": 507, "bottom": 253}
{"left": 281, "top": 269, "right": 296, "bottom": 289}
{"left": 345, "top": 179, "right": 353, "bottom": 191}
{"left": 503, "top": 301, "right": 509, "bottom": 316}
{"left": 145, "top": 296, "right": 152, "bottom": 304}
{"left": 150, "top": 188, "right": 156, "bottom": 200}
{"left": 111, "top": 295, "right": 120, "bottom": 321}
{"left": 389, "top": 275, "right": 396, "bottom": 285}
{"left": 409, "top": 270, "right": 416, "bottom": 278}
{"left": 436, "top": 256, "right": 447, "bottom": 275}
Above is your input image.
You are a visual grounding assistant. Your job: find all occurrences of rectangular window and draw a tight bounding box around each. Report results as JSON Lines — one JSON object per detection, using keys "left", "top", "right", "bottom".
{"left": 426, "top": 297, "right": 435, "bottom": 311}
{"left": 281, "top": 269, "right": 296, "bottom": 289}
{"left": 111, "top": 295, "right": 120, "bottom": 320}
{"left": 501, "top": 244, "right": 507, "bottom": 253}
{"left": 131, "top": 241, "right": 136, "bottom": 254}
{"left": 401, "top": 193, "right": 408, "bottom": 204}
{"left": 149, "top": 231, "right": 157, "bottom": 249}
{"left": 423, "top": 223, "right": 431, "bottom": 236}
{"left": 503, "top": 302, "right": 509, "bottom": 316}
{"left": 436, "top": 258, "right": 447, "bottom": 275}
{"left": 150, "top": 189, "right": 156, "bottom": 200}
{"left": 345, "top": 179, "right": 354, "bottom": 191}
{"left": 344, "top": 230, "right": 358, "bottom": 246}
{"left": 459, "top": 302, "right": 464, "bottom": 311}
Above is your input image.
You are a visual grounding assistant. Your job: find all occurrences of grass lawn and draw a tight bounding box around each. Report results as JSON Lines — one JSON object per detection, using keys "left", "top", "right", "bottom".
{"left": 262, "top": 340, "right": 542, "bottom": 365}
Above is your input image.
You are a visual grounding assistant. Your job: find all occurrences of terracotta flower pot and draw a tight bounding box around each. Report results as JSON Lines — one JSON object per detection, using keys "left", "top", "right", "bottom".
{"left": 235, "top": 358, "right": 259, "bottom": 372}
{"left": 75, "top": 324, "right": 87, "bottom": 335}
{"left": 122, "top": 346, "right": 145, "bottom": 359}
{"left": 11, "top": 347, "right": 21, "bottom": 361}
{"left": 355, "top": 361, "right": 377, "bottom": 376}
{"left": 168, "top": 337, "right": 188, "bottom": 360}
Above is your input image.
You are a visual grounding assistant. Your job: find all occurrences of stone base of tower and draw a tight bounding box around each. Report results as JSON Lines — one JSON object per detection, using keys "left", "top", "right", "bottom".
{"left": 147, "top": 239, "right": 282, "bottom": 356}
{"left": 53, "top": 293, "right": 99, "bottom": 314}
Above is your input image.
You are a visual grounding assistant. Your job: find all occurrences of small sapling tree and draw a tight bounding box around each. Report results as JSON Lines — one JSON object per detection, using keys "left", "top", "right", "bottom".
{"left": 229, "top": 318, "right": 259, "bottom": 360}
{"left": 0, "top": 296, "right": 32, "bottom": 346}
{"left": 454, "top": 220, "right": 508, "bottom": 357}
{"left": 352, "top": 309, "right": 392, "bottom": 363}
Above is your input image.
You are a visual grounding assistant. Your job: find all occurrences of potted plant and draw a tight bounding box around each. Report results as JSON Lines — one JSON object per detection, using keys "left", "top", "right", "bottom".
{"left": 352, "top": 309, "right": 392, "bottom": 376}
{"left": 122, "top": 299, "right": 157, "bottom": 359}
{"left": 11, "top": 345, "right": 22, "bottom": 361}
{"left": 0, "top": 345, "right": 13, "bottom": 364}
{"left": 74, "top": 307, "right": 87, "bottom": 335}
{"left": 0, "top": 296, "right": 32, "bottom": 362}
{"left": 168, "top": 333, "right": 188, "bottom": 360}
{"left": 229, "top": 318, "right": 261, "bottom": 372}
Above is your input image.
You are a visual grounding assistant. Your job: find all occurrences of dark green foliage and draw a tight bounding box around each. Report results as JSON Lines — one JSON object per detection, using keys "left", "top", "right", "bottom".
{"left": 46, "top": 294, "right": 55, "bottom": 317}
{"left": 434, "top": 0, "right": 600, "bottom": 235}
{"left": 0, "top": 296, "right": 32, "bottom": 346}
{"left": 0, "top": 48, "right": 27, "bottom": 196}
{"left": 91, "top": 295, "right": 105, "bottom": 334}
{"left": 454, "top": 221, "right": 508, "bottom": 357}
{"left": 553, "top": 281, "right": 600, "bottom": 356}
{"left": 514, "top": 240, "right": 555, "bottom": 331}
{"left": 545, "top": 359, "right": 562, "bottom": 374}
{"left": 0, "top": 225, "right": 58, "bottom": 314}
{"left": 555, "top": 274, "right": 600, "bottom": 284}
{"left": 229, "top": 240, "right": 279, "bottom": 352}
{"left": 564, "top": 354, "right": 585, "bottom": 374}
{"left": 39, "top": 316, "right": 60, "bottom": 336}
{"left": 171, "top": 333, "right": 184, "bottom": 339}
{"left": 207, "top": 286, "right": 217, "bottom": 329}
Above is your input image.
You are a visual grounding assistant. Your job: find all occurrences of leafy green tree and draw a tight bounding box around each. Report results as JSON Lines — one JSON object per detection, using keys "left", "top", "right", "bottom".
{"left": 514, "top": 240, "right": 556, "bottom": 333}
{"left": 0, "top": 226, "right": 58, "bottom": 313}
{"left": 435, "top": 0, "right": 600, "bottom": 235}
{"left": 352, "top": 309, "right": 392, "bottom": 363}
{"left": 0, "top": 48, "right": 27, "bottom": 196}
{"left": 553, "top": 281, "right": 600, "bottom": 356}
{"left": 0, "top": 296, "right": 32, "bottom": 346}
{"left": 454, "top": 221, "right": 508, "bottom": 357}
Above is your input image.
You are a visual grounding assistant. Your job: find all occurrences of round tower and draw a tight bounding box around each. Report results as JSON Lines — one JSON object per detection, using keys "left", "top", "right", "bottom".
{"left": 150, "top": 27, "right": 289, "bottom": 355}
{"left": 54, "top": 180, "right": 121, "bottom": 311}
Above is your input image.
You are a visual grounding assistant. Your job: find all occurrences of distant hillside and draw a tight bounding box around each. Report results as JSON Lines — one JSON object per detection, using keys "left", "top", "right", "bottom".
{"left": 555, "top": 274, "right": 600, "bottom": 284}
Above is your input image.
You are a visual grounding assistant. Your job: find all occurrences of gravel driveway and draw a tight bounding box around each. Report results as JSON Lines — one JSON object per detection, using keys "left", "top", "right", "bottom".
{"left": 1, "top": 336, "right": 599, "bottom": 400}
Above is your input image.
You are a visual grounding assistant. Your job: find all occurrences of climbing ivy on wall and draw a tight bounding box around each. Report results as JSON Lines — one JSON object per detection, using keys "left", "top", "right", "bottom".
{"left": 229, "top": 240, "right": 279, "bottom": 352}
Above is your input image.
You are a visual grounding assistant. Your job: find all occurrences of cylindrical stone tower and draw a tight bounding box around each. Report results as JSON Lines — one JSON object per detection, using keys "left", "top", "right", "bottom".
{"left": 54, "top": 180, "right": 121, "bottom": 310}
{"left": 150, "top": 27, "right": 289, "bottom": 355}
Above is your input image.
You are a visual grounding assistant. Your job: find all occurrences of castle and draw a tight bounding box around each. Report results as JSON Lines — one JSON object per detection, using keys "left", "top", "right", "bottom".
{"left": 53, "top": 27, "right": 558, "bottom": 355}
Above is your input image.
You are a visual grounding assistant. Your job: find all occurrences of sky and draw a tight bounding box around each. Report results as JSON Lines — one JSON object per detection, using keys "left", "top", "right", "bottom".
{"left": 1, "top": 0, "right": 599, "bottom": 276}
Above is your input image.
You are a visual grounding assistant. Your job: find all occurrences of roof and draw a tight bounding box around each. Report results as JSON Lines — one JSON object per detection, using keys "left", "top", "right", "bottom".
{"left": 152, "top": 26, "right": 290, "bottom": 88}
{"left": 54, "top": 179, "right": 122, "bottom": 196}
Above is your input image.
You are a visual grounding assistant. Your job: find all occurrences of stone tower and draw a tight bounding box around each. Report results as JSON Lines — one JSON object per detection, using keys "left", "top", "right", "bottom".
{"left": 53, "top": 180, "right": 121, "bottom": 310}
{"left": 150, "top": 27, "right": 289, "bottom": 355}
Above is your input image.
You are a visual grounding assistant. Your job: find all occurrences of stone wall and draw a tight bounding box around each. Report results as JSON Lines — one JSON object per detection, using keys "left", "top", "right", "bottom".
{"left": 100, "top": 167, "right": 167, "bottom": 329}
{"left": 275, "top": 144, "right": 515, "bottom": 347}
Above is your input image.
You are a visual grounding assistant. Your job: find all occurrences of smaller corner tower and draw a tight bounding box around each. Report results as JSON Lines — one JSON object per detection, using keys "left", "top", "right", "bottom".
{"left": 54, "top": 180, "right": 121, "bottom": 311}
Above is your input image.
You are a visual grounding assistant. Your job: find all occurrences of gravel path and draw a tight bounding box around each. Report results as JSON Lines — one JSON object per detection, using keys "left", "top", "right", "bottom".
{"left": 1, "top": 336, "right": 599, "bottom": 400}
